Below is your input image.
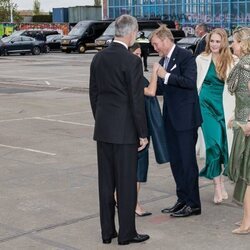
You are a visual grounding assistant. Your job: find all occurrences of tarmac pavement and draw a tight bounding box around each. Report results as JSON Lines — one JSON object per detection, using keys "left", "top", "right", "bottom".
{"left": 0, "top": 52, "right": 249, "bottom": 249}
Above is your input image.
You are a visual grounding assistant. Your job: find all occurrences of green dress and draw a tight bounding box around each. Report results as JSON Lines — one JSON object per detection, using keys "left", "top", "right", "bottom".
{"left": 227, "top": 55, "right": 250, "bottom": 205}
{"left": 199, "top": 62, "right": 228, "bottom": 179}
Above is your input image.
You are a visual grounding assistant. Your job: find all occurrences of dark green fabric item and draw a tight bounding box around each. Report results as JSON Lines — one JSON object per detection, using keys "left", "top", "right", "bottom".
{"left": 199, "top": 62, "right": 228, "bottom": 179}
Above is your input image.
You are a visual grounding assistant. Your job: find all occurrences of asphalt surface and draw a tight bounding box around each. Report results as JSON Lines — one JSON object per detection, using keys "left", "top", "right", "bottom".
{"left": 0, "top": 51, "right": 249, "bottom": 250}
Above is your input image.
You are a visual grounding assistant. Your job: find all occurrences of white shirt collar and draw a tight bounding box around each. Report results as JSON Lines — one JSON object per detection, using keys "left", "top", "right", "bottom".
{"left": 113, "top": 40, "right": 128, "bottom": 49}
{"left": 166, "top": 44, "right": 176, "bottom": 59}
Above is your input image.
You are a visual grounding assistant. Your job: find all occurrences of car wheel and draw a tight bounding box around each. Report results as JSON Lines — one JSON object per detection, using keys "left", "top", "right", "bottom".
{"left": 32, "top": 46, "right": 41, "bottom": 55}
{"left": 20, "top": 52, "right": 26, "bottom": 55}
{"left": 3, "top": 49, "right": 8, "bottom": 56}
{"left": 65, "top": 49, "right": 71, "bottom": 53}
{"left": 77, "top": 44, "right": 86, "bottom": 53}
{"left": 45, "top": 45, "right": 50, "bottom": 53}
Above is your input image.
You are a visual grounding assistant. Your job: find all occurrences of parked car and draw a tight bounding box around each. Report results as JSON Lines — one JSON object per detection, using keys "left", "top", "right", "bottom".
{"left": 45, "top": 34, "right": 63, "bottom": 52}
{"left": 95, "top": 20, "right": 185, "bottom": 51}
{"left": 176, "top": 37, "right": 201, "bottom": 54}
{"left": 61, "top": 20, "right": 112, "bottom": 53}
{"left": 0, "top": 35, "right": 46, "bottom": 56}
{"left": 11, "top": 29, "right": 59, "bottom": 41}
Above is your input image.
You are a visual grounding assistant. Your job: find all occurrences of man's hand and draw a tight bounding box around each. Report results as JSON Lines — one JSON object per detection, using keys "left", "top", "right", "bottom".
{"left": 157, "top": 65, "right": 167, "bottom": 79}
{"left": 138, "top": 137, "right": 148, "bottom": 151}
{"left": 238, "top": 122, "right": 250, "bottom": 136}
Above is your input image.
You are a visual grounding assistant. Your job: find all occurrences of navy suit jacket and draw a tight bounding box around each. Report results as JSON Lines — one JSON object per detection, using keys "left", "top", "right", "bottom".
{"left": 157, "top": 45, "right": 202, "bottom": 131}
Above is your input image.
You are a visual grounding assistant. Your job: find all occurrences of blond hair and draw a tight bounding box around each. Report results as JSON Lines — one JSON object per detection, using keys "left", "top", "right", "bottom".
{"left": 149, "top": 24, "right": 174, "bottom": 43}
{"left": 204, "top": 28, "right": 233, "bottom": 81}
{"left": 233, "top": 27, "right": 250, "bottom": 56}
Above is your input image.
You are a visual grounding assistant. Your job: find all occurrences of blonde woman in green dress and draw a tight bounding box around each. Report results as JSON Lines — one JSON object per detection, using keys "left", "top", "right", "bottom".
{"left": 196, "top": 28, "right": 237, "bottom": 204}
{"left": 227, "top": 27, "right": 250, "bottom": 235}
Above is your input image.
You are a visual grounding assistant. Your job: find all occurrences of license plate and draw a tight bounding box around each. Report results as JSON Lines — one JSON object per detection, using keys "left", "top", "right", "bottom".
{"left": 61, "top": 46, "right": 67, "bottom": 50}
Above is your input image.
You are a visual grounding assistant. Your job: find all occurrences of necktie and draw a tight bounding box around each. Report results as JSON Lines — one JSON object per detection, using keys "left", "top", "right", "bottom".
{"left": 164, "top": 57, "right": 169, "bottom": 70}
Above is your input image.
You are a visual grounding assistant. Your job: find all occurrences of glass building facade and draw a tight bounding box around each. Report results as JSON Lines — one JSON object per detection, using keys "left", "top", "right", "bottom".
{"left": 105, "top": 0, "right": 250, "bottom": 30}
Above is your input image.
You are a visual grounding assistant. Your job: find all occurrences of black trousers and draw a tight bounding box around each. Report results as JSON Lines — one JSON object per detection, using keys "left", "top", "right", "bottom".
{"left": 97, "top": 141, "right": 137, "bottom": 241}
{"left": 165, "top": 118, "right": 201, "bottom": 208}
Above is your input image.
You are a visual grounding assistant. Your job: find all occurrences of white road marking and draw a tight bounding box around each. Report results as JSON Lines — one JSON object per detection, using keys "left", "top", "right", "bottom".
{"left": 0, "top": 144, "right": 56, "bottom": 156}
{"left": 34, "top": 117, "right": 94, "bottom": 127}
{"left": 45, "top": 81, "right": 51, "bottom": 85}
{"left": 0, "top": 111, "right": 92, "bottom": 123}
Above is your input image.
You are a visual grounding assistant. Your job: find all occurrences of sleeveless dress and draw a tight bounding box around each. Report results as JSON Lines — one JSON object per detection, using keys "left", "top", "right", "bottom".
{"left": 227, "top": 54, "right": 250, "bottom": 204}
{"left": 199, "top": 62, "right": 228, "bottom": 179}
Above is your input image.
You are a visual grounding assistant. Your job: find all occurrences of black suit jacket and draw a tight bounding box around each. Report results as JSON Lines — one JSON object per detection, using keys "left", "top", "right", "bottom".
{"left": 89, "top": 42, "right": 148, "bottom": 144}
{"left": 157, "top": 45, "right": 202, "bottom": 131}
{"left": 194, "top": 35, "right": 206, "bottom": 56}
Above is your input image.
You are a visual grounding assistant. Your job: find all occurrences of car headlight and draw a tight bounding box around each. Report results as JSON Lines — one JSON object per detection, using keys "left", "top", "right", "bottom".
{"left": 106, "top": 39, "right": 113, "bottom": 44}
{"left": 71, "top": 39, "right": 78, "bottom": 44}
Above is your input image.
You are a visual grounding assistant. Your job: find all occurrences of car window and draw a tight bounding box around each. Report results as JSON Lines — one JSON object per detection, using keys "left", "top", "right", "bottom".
{"left": 22, "top": 36, "right": 34, "bottom": 41}
{"left": 12, "top": 36, "right": 22, "bottom": 42}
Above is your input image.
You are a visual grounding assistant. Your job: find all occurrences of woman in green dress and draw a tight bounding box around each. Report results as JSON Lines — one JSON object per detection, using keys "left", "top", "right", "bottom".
{"left": 227, "top": 27, "right": 250, "bottom": 234}
{"left": 196, "top": 28, "right": 236, "bottom": 204}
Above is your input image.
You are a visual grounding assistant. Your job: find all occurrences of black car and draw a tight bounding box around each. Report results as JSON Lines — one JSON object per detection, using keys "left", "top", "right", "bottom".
{"left": 0, "top": 35, "right": 46, "bottom": 56}
{"left": 176, "top": 37, "right": 201, "bottom": 54}
{"left": 45, "top": 34, "right": 63, "bottom": 52}
{"left": 11, "top": 29, "right": 59, "bottom": 41}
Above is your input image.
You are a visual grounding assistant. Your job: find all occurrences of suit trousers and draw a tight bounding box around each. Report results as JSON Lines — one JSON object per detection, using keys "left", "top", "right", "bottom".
{"left": 165, "top": 118, "right": 201, "bottom": 208}
{"left": 97, "top": 141, "right": 137, "bottom": 241}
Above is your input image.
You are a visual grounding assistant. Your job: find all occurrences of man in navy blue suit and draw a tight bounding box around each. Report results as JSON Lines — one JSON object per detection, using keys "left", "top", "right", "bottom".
{"left": 150, "top": 25, "right": 202, "bottom": 217}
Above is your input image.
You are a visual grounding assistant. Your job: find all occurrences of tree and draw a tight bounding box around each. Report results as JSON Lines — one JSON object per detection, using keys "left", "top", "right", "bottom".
{"left": 33, "top": 0, "right": 40, "bottom": 15}
{"left": 94, "top": 0, "right": 101, "bottom": 6}
{"left": 0, "top": 0, "right": 22, "bottom": 22}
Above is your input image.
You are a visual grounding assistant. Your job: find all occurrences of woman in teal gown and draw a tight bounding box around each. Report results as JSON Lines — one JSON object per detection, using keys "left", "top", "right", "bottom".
{"left": 196, "top": 28, "right": 236, "bottom": 204}
{"left": 199, "top": 62, "right": 229, "bottom": 179}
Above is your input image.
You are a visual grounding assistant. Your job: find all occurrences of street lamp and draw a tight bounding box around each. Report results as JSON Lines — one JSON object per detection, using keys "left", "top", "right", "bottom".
{"left": 10, "top": 0, "right": 13, "bottom": 23}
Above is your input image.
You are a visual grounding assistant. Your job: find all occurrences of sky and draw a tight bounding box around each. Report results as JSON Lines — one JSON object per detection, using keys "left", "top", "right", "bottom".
{"left": 14, "top": 0, "right": 94, "bottom": 11}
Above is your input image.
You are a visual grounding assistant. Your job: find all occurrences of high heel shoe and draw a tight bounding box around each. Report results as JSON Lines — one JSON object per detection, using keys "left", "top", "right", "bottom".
{"left": 232, "top": 227, "right": 250, "bottom": 235}
{"left": 213, "top": 184, "right": 223, "bottom": 204}
{"left": 221, "top": 183, "right": 228, "bottom": 200}
{"left": 235, "top": 221, "right": 242, "bottom": 226}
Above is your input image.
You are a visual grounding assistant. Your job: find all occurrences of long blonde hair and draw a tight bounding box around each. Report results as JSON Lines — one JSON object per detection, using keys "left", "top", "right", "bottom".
{"left": 233, "top": 27, "right": 250, "bottom": 56}
{"left": 204, "top": 28, "right": 233, "bottom": 81}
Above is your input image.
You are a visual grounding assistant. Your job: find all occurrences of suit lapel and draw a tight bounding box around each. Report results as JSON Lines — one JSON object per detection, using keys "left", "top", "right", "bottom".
{"left": 167, "top": 46, "right": 178, "bottom": 72}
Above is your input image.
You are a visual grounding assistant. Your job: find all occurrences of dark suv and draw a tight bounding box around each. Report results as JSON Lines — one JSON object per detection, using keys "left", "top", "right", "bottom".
{"left": 61, "top": 20, "right": 112, "bottom": 53}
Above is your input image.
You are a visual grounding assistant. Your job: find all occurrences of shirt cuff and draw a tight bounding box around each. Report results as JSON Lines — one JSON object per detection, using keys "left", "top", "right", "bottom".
{"left": 164, "top": 72, "right": 170, "bottom": 84}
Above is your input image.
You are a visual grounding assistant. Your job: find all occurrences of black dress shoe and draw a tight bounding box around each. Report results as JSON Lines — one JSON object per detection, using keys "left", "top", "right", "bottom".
{"left": 170, "top": 205, "right": 201, "bottom": 217}
{"left": 161, "top": 201, "right": 185, "bottom": 214}
{"left": 102, "top": 232, "right": 118, "bottom": 244}
{"left": 118, "top": 234, "right": 150, "bottom": 245}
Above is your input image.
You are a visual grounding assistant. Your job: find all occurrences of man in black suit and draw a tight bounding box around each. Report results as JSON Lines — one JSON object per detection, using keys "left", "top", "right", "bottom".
{"left": 89, "top": 15, "right": 149, "bottom": 245}
{"left": 150, "top": 25, "right": 202, "bottom": 217}
{"left": 194, "top": 23, "right": 208, "bottom": 56}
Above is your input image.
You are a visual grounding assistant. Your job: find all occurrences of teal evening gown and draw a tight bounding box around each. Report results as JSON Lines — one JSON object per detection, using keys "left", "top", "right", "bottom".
{"left": 199, "top": 62, "right": 228, "bottom": 179}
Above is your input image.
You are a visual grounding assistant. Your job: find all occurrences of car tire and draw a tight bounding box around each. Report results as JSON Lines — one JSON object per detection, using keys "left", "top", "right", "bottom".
{"left": 77, "top": 44, "right": 86, "bottom": 53}
{"left": 32, "top": 46, "right": 41, "bottom": 55}
{"left": 45, "top": 45, "right": 50, "bottom": 53}
{"left": 65, "top": 49, "right": 71, "bottom": 53}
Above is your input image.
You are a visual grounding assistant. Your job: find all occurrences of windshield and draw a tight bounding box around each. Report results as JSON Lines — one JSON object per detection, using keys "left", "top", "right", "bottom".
{"left": 1, "top": 36, "right": 13, "bottom": 42}
{"left": 68, "top": 22, "right": 90, "bottom": 36}
{"left": 9, "top": 30, "right": 23, "bottom": 37}
{"left": 103, "top": 22, "right": 115, "bottom": 36}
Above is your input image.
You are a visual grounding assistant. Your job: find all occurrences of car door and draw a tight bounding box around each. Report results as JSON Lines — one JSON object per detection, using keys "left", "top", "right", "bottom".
{"left": 21, "top": 36, "right": 34, "bottom": 52}
{"left": 6, "top": 36, "right": 23, "bottom": 53}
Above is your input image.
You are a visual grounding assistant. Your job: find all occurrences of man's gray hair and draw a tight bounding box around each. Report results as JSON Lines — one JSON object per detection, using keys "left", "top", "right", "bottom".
{"left": 115, "top": 15, "right": 138, "bottom": 37}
